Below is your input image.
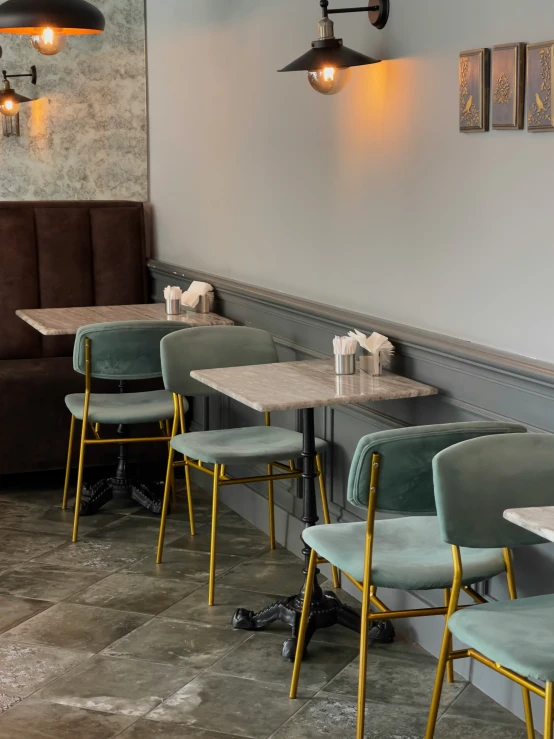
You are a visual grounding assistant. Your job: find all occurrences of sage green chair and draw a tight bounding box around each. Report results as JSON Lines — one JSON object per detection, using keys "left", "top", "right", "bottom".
{"left": 426, "top": 433, "right": 554, "bottom": 739}
{"left": 156, "top": 325, "right": 337, "bottom": 605}
{"left": 62, "top": 321, "right": 188, "bottom": 542}
{"left": 289, "top": 421, "right": 527, "bottom": 739}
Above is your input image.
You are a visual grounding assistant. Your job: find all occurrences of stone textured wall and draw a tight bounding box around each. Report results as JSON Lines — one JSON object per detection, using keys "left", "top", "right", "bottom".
{"left": 0, "top": 0, "right": 146, "bottom": 201}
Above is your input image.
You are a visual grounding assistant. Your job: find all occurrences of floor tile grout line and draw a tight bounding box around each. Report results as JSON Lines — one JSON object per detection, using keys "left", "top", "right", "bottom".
{"left": 140, "top": 667, "right": 315, "bottom": 739}
{"left": 58, "top": 572, "right": 206, "bottom": 608}
{"left": 133, "top": 626, "right": 313, "bottom": 727}
{"left": 2, "top": 641, "right": 99, "bottom": 708}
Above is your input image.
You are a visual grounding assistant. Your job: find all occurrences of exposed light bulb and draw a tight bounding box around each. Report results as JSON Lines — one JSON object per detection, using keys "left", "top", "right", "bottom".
{"left": 0, "top": 98, "right": 20, "bottom": 117}
{"left": 31, "top": 27, "right": 67, "bottom": 56}
{"left": 308, "top": 66, "right": 351, "bottom": 95}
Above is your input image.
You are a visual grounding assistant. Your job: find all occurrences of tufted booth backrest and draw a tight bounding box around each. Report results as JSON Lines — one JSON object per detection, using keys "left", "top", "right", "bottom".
{"left": 0, "top": 201, "right": 149, "bottom": 361}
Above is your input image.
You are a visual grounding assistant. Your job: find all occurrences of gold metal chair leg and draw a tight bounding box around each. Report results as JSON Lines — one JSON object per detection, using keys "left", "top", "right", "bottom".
{"left": 444, "top": 589, "right": 454, "bottom": 684}
{"left": 356, "top": 570, "right": 372, "bottom": 739}
{"left": 522, "top": 688, "right": 535, "bottom": 739}
{"left": 160, "top": 418, "right": 177, "bottom": 504}
{"left": 184, "top": 457, "right": 196, "bottom": 536}
{"left": 316, "top": 454, "right": 340, "bottom": 589}
{"left": 268, "top": 463, "right": 276, "bottom": 550}
{"left": 178, "top": 395, "right": 195, "bottom": 532}
{"left": 89, "top": 422, "right": 100, "bottom": 440}
{"left": 62, "top": 415, "right": 76, "bottom": 510}
{"left": 545, "top": 682, "right": 553, "bottom": 739}
{"left": 170, "top": 464, "right": 177, "bottom": 505}
{"left": 503, "top": 548, "right": 535, "bottom": 739}
{"left": 290, "top": 548, "right": 318, "bottom": 699}
{"left": 425, "top": 619, "right": 452, "bottom": 738}
{"left": 72, "top": 416, "right": 89, "bottom": 543}
{"left": 208, "top": 464, "right": 220, "bottom": 606}
{"left": 426, "top": 548, "right": 462, "bottom": 739}
{"left": 156, "top": 445, "right": 175, "bottom": 564}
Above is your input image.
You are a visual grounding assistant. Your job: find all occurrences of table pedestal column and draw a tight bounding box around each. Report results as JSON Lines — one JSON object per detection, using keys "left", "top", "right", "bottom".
{"left": 79, "top": 381, "right": 165, "bottom": 516}
{"left": 232, "top": 407, "right": 394, "bottom": 660}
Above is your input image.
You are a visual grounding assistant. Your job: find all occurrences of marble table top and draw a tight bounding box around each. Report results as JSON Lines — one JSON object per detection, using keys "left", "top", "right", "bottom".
{"left": 504, "top": 507, "right": 554, "bottom": 543}
{"left": 16, "top": 303, "right": 234, "bottom": 336}
{"left": 191, "top": 359, "right": 438, "bottom": 412}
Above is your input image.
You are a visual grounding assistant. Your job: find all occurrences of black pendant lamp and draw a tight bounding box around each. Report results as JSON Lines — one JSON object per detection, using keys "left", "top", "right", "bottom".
{"left": 0, "top": 0, "right": 105, "bottom": 55}
{"left": 280, "top": 0, "right": 389, "bottom": 95}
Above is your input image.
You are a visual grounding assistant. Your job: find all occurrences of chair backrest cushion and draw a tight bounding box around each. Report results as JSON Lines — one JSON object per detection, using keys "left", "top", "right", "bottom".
{"left": 161, "top": 326, "right": 279, "bottom": 397}
{"left": 348, "top": 422, "right": 527, "bottom": 514}
{"left": 74, "top": 321, "right": 185, "bottom": 381}
{"left": 434, "top": 433, "right": 554, "bottom": 548}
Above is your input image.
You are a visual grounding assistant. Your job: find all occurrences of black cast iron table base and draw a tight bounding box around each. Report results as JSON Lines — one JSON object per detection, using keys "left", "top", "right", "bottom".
{"left": 233, "top": 588, "right": 395, "bottom": 661}
{"left": 79, "top": 380, "right": 167, "bottom": 517}
{"left": 231, "top": 407, "right": 395, "bottom": 661}
{"left": 79, "top": 476, "right": 165, "bottom": 516}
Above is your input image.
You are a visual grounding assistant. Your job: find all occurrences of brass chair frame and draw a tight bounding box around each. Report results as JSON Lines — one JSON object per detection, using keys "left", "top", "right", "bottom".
{"left": 62, "top": 337, "right": 176, "bottom": 543}
{"left": 425, "top": 546, "right": 537, "bottom": 739}
{"left": 156, "top": 395, "right": 339, "bottom": 605}
{"left": 289, "top": 452, "right": 524, "bottom": 739}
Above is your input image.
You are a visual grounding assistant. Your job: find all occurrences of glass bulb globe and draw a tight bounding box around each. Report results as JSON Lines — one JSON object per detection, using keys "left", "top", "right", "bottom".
{"left": 0, "top": 98, "right": 20, "bottom": 117}
{"left": 31, "top": 27, "right": 67, "bottom": 56}
{"left": 308, "top": 66, "right": 351, "bottom": 95}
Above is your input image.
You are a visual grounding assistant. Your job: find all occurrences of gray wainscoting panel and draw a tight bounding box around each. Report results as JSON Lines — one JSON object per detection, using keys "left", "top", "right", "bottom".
{"left": 149, "top": 258, "right": 554, "bottom": 431}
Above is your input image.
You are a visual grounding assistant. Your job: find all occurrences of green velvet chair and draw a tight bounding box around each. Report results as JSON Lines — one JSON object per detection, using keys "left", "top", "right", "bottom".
{"left": 289, "top": 421, "right": 527, "bottom": 739}
{"left": 426, "top": 433, "right": 554, "bottom": 739}
{"left": 62, "top": 321, "right": 188, "bottom": 542}
{"left": 156, "top": 325, "right": 338, "bottom": 606}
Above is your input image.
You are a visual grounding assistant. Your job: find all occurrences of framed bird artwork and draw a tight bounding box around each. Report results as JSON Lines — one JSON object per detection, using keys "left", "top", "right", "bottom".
{"left": 459, "top": 49, "right": 490, "bottom": 133}
{"left": 527, "top": 41, "right": 554, "bottom": 132}
{"left": 492, "top": 43, "right": 525, "bottom": 130}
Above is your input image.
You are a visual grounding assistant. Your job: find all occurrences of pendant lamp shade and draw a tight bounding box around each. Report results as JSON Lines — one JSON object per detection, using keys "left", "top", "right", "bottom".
{"left": 0, "top": 0, "right": 105, "bottom": 35}
{"left": 279, "top": 39, "right": 380, "bottom": 73}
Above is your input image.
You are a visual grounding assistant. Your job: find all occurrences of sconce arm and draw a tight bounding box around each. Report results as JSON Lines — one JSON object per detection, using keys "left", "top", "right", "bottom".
{"left": 2, "top": 65, "right": 37, "bottom": 85}
{"left": 328, "top": 6, "right": 381, "bottom": 13}
{"left": 320, "top": 0, "right": 389, "bottom": 28}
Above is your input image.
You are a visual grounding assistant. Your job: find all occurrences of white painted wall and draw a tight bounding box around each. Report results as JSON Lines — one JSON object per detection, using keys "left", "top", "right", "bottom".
{"left": 146, "top": 0, "right": 554, "bottom": 363}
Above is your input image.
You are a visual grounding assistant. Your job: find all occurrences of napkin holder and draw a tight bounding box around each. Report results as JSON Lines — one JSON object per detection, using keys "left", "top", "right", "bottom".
{"left": 360, "top": 348, "right": 382, "bottom": 376}
{"left": 195, "top": 294, "right": 212, "bottom": 314}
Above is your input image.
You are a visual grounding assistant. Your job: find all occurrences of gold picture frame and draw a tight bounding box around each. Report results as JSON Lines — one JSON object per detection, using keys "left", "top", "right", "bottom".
{"left": 460, "top": 48, "right": 490, "bottom": 133}
{"left": 527, "top": 40, "right": 554, "bottom": 132}
{"left": 492, "top": 43, "right": 525, "bottom": 130}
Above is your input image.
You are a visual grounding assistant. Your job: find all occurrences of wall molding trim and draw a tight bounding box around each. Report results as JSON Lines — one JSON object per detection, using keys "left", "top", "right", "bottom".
{"left": 148, "top": 258, "right": 554, "bottom": 433}
{"left": 148, "top": 259, "right": 554, "bottom": 384}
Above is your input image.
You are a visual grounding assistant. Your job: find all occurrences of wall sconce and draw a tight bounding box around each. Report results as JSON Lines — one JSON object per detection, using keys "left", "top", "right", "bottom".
{"left": 0, "top": 63, "right": 36, "bottom": 136}
{"left": 279, "top": 0, "right": 389, "bottom": 95}
{"left": 0, "top": 0, "right": 105, "bottom": 56}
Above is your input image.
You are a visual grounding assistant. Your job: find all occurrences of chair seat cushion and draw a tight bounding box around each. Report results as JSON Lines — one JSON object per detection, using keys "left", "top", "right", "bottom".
{"left": 303, "top": 516, "right": 505, "bottom": 590}
{"left": 449, "top": 594, "right": 554, "bottom": 682}
{"left": 65, "top": 389, "right": 181, "bottom": 425}
{"left": 171, "top": 426, "right": 328, "bottom": 465}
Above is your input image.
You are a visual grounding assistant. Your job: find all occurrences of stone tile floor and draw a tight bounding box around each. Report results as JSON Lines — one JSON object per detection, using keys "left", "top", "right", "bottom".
{"left": 0, "top": 471, "right": 532, "bottom": 738}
